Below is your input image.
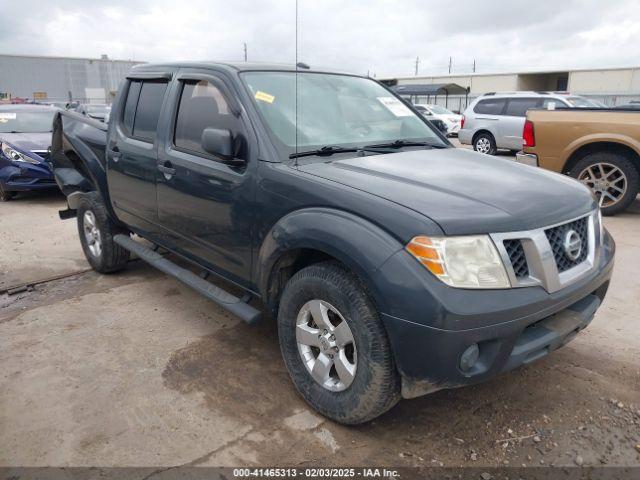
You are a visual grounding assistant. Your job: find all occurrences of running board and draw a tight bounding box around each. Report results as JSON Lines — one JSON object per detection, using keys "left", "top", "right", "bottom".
{"left": 113, "top": 234, "right": 261, "bottom": 325}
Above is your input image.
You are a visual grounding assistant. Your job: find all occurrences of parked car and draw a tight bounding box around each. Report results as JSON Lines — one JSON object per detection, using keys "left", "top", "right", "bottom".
{"left": 75, "top": 103, "right": 111, "bottom": 122}
{"left": 516, "top": 108, "right": 640, "bottom": 215}
{"left": 459, "top": 92, "right": 605, "bottom": 155}
{"left": 50, "top": 62, "right": 614, "bottom": 424}
{"left": 413, "top": 105, "right": 448, "bottom": 134}
{"left": 415, "top": 104, "right": 462, "bottom": 136}
{"left": 0, "top": 104, "right": 59, "bottom": 201}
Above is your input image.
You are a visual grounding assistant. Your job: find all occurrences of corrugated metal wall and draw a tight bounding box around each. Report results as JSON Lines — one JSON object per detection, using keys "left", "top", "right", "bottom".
{"left": 0, "top": 55, "right": 141, "bottom": 103}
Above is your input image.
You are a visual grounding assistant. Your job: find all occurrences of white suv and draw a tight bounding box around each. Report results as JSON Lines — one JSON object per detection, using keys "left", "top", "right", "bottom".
{"left": 458, "top": 92, "right": 604, "bottom": 155}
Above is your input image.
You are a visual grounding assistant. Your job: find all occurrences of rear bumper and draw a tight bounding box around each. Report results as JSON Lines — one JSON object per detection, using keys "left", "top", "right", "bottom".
{"left": 457, "top": 128, "right": 472, "bottom": 145}
{"left": 377, "top": 231, "right": 615, "bottom": 398}
{"left": 515, "top": 151, "right": 538, "bottom": 167}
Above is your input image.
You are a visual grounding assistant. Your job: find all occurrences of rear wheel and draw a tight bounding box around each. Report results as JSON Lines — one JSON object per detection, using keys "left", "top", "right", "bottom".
{"left": 277, "top": 262, "right": 400, "bottom": 424}
{"left": 77, "top": 192, "right": 130, "bottom": 273}
{"left": 473, "top": 133, "right": 497, "bottom": 155}
{"left": 569, "top": 152, "right": 639, "bottom": 215}
{"left": 0, "top": 184, "right": 15, "bottom": 202}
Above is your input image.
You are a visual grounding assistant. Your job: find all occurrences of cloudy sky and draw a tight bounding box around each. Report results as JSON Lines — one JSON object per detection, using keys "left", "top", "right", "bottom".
{"left": 1, "top": 0, "right": 639, "bottom": 78}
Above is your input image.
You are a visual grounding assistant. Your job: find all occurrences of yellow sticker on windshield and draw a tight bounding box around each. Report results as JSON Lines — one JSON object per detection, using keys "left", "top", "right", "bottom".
{"left": 255, "top": 91, "right": 275, "bottom": 104}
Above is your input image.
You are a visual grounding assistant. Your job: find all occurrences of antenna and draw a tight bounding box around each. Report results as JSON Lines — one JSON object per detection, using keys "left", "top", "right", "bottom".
{"left": 294, "top": 0, "right": 299, "bottom": 165}
{"left": 244, "top": 42, "right": 247, "bottom": 61}
{"left": 414, "top": 56, "right": 420, "bottom": 76}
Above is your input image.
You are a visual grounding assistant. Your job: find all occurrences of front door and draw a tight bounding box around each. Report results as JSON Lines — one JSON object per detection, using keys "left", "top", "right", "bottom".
{"left": 156, "top": 71, "right": 255, "bottom": 286}
{"left": 107, "top": 77, "right": 169, "bottom": 233}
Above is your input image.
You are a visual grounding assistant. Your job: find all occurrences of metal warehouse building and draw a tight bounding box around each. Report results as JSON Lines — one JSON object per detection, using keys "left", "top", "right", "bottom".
{"left": 0, "top": 54, "right": 142, "bottom": 104}
{"left": 383, "top": 66, "right": 640, "bottom": 112}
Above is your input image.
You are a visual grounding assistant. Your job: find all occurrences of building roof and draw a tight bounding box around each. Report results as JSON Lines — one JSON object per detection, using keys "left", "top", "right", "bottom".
{"left": 391, "top": 83, "right": 468, "bottom": 96}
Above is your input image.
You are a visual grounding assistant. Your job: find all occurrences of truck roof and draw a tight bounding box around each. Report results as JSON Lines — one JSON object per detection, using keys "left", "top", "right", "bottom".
{"left": 130, "top": 61, "right": 354, "bottom": 76}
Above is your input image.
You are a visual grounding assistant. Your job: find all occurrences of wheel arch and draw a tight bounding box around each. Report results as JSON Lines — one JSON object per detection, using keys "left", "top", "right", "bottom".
{"left": 472, "top": 129, "right": 496, "bottom": 145}
{"left": 257, "top": 208, "right": 403, "bottom": 319}
{"left": 563, "top": 140, "right": 640, "bottom": 179}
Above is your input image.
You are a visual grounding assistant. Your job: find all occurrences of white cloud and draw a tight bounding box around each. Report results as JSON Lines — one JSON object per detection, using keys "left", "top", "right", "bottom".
{"left": 1, "top": 0, "right": 639, "bottom": 78}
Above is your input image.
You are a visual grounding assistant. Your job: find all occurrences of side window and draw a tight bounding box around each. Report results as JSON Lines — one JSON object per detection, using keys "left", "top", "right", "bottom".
{"left": 474, "top": 99, "right": 506, "bottom": 115}
{"left": 132, "top": 81, "right": 168, "bottom": 142}
{"left": 122, "top": 80, "right": 141, "bottom": 135}
{"left": 504, "top": 98, "right": 541, "bottom": 117}
{"left": 541, "top": 98, "right": 569, "bottom": 110}
{"left": 174, "top": 79, "right": 243, "bottom": 159}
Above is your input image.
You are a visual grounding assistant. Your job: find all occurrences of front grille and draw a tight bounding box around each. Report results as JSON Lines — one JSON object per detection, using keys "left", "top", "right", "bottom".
{"left": 545, "top": 217, "right": 589, "bottom": 272}
{"left": 504, "top": 239, "right": 529, "bottom": 278}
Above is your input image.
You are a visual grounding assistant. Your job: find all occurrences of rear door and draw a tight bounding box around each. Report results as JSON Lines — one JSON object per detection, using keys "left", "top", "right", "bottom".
{"left": 499, "top": 97, "right": 542, "bottom": 150}
{"left": 155, "top": 69, "right": 256, "bottom": 285}
{"left": 107, "top": 72, "right": 171, "bottom": 233}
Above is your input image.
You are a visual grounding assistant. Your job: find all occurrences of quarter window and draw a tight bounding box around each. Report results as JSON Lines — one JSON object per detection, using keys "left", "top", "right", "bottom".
{"left": 174, "top": 79, "right": 242, "bottom": 158}
{"left": 473, "top": 99, "right": 506, "bottom": 115}
{"left": 121, "top": 79, "right": 168, "bottom": 142}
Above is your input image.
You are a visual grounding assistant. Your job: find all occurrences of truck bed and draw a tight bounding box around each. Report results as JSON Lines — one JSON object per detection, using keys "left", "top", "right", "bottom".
{"left": 51, "top": 110, "right": 109, "bottom": 198}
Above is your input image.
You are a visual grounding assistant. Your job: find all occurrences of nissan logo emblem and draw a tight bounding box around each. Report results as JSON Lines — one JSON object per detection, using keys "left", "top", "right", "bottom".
{"left": 563, "top": 230, "right": 582, "bottom": 261}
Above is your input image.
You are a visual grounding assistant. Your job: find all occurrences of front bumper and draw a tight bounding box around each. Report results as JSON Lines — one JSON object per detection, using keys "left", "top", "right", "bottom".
{"left": 515, "top": 151, "right": 538, "bottom": 167}
{"left": 0, "top": 162, "right": 57, "bottom": 191}
{"left": 375, "top": 230, "right": 615, "bottom": 398}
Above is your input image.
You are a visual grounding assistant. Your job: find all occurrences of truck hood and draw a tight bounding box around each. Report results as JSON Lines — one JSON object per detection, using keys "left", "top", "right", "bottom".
{"left": 0, "top": 132, "right": 51, "bottom": 152}
{"left": 298, "top": 147, "right": 596, "bottom": 235}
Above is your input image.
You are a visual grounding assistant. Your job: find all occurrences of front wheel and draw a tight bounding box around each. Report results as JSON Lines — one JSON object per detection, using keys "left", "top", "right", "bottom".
{"left": 77, "top": 192, "right": 130, "bottom": 273}
{"left": 277, "top": 262, "right": 400, "bottom": 424}
{"left": 569, "top": 152, "right": 639, "bottom": 216}
{"left": 0, "top": 184, "right": 15, "bottom": 202}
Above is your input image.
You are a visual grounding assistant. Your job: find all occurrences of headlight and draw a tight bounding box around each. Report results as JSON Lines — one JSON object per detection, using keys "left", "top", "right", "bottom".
{"left": 406, "top": 235, "right": 510, "bottom": 289}
{"left": 1, "top": 142, "right": 39, "bottom": 164}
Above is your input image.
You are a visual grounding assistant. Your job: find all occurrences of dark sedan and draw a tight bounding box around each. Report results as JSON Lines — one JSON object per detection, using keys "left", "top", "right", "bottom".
{"left": 0, "top": 104, "right": 58, "bottom": 201}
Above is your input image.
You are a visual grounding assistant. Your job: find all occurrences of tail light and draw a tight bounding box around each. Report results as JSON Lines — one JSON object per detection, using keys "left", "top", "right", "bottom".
{"left": 460, "top": 115, "right": 465, "bottom": 129}
{"left": 523, "top": 120, "right": 535, "bottom": 147}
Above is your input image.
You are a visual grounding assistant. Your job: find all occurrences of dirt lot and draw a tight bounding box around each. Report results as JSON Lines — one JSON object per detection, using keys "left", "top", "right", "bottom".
{"left": 1, "top": 187, "right": 639, "bottom": 469}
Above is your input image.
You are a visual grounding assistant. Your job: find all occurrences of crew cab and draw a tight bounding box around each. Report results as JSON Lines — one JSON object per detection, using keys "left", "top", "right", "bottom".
{"left": 517, "top": 108, "right": 640, "bottom": 215}
{"left": 50, "top": 62, "right": 615, "bottom": 424}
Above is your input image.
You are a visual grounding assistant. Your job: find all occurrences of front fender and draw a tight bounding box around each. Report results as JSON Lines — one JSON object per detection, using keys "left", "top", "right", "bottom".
{"left": 257, "top": 207, "right": 405, "bottom": 313}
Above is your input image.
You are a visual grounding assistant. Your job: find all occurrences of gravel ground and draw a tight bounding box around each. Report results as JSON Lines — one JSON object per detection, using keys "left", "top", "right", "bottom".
{"left": 1, "top": 186, "right": 639, "bottom": 469}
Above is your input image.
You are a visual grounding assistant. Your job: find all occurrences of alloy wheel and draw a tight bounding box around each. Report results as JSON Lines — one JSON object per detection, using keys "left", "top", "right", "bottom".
{"left": 475, "top": 137, "right": 491, "bottom": 154}
{"left": 83, "top": 210, "right": 102, "bottom": 257}
{"left": 578, "top": 162, "right": 627, "bottom": 208}
{"left": 295, "top": 299, "right": 357, "bottom": 392}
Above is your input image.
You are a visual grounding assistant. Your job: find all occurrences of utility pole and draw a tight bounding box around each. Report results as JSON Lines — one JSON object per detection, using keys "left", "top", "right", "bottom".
{"left": 415, "top": 56, "right": 420, "bottom": 76}
{"left": 243, "top": 43, "right": 247, "bottom": 61}
{"left": 448, "top": 56, "right": 452, "bottom": 74}
{"left": 472, "top": 59, "right": 476, "bottom": 73}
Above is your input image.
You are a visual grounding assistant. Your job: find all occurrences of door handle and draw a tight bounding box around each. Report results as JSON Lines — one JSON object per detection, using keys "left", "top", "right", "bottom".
{"left": 158, "top": 162, "right": 176, "bottom": 177}
{"left": 108, "top": 147, "right": 122, "bottom": 162}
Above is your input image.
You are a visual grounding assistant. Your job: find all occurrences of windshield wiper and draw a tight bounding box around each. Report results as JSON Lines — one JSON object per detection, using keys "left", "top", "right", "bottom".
{"left": 289, "top": 145, "right": 388, "bottom": 159}
{"left": 363, "top": 140, "right": 447, "bottom": 149}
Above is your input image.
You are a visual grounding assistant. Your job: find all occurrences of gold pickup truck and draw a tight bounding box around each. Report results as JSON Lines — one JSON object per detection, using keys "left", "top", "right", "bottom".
{"left": 516, "top": 109, "right": 640, "bottom": 215}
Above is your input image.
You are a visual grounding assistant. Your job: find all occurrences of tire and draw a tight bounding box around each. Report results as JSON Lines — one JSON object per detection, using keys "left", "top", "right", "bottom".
{"left": 76, "top": 192, "right": 130, "bottom": 273}
{"left": 0, "top": 184, "right": 15, "bottom": 202}
{"left": 277, "top": 261, "right": 400, "bottom": 424}
{"left": 473, "top": 132, "right": 497, "bottom": 155}
{"left": 569, "top": 152, "right": 640, "bottom": 216}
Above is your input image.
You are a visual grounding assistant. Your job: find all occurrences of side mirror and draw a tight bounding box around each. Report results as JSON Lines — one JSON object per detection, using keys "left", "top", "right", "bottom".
{"left": 201, "top": 127, "right": 234, "bottom": 159}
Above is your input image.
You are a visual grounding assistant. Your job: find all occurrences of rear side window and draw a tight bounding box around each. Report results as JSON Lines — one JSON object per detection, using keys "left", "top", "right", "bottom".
{"left": 474, "top": 99, "right": 506, "bottom": 115}
{"left": 174, "top": 79, "right": 243, "bottom": 159}
{"left": 121, "top": 79, "right": 168, "bottom": 142}
{"left": 541, "top": 98, "right": 569, "bottom": 110}
{"left": 504, "top": 98, "right": 541, "bottom": 116}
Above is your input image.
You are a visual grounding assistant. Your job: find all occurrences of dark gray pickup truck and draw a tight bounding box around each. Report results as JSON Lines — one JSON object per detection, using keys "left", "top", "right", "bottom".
{"left": 50, "top": 62, "right": 615, "bottom": 424}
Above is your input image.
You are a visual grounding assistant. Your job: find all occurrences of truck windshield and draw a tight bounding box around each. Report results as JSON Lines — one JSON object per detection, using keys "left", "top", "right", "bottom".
{"left": 242, "top": 72, "right": 445, "bottom": 157}
{"left": 0, "top": 110, "right": 56, "bottom": 133}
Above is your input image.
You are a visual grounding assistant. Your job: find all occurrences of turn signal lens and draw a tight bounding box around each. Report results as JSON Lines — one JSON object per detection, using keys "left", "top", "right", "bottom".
{"left": 406, "top": 235, "right": 510, "bottom": 289}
